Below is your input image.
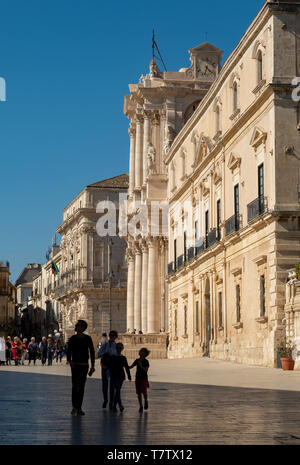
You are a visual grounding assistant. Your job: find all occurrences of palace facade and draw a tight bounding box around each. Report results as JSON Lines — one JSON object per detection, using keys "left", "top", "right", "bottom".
{"left": 124, "top": 0, "right": 300, "bottom": 366}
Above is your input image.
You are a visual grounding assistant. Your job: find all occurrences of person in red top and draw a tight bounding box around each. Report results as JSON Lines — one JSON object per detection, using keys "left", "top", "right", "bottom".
{"left": 12, "top": 337, "right": 22, "bottom": 366}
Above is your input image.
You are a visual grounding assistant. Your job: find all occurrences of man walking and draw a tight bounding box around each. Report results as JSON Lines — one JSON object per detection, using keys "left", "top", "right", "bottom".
{"left": 98, "top": 330, "right": 118, "bottom": 408}
{"left": 67, "top": 320, "right": 95, "bottom": 416}
{"left": 39, "top": 337, "right": 48, "bottom": 366}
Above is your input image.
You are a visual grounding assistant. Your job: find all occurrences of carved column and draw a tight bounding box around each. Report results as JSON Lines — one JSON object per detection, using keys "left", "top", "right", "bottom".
{"left": 141, "top": 241, "right": 148, "bottom": 333}
{"left": 128, "top": 124, "right": 136, "bottom": 196}
{"left": 147, "top": 238, "right": 158, "bottom": 333}
{"left": 126, "top": 251, "right": 135, "bottom": 332}
{"left": 143, "top": 111, "right": 150, "bottom": 185}
{"left": 134, "top": 245, "right": 142, "bottom": 332}
{"left": 135, "top": 115, "right": 143, "bottom": 189}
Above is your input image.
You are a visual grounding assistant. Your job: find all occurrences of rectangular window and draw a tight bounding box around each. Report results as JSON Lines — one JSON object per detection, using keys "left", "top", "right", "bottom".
{"left": 184, "top": 231, "right": 187, "bottom": 262}
{"left": 218, "top": 291, "right": 223, "bottom": 327}
{"left": 205, "top": 210, "right": 209, "bottom": 247}
{"left": 236, "top": 284, "right": 241, "bottom": 322}
{"left": 234, "top": 184, "right": 239, "bottom": 230}
{"left": 260, "top": 275, "right": 266, "bottom": 317}
{"left": 184, "top": 306, "right": 187, "bottom": 335}
{"left": 174, "top": 308, "right": 177, "bottom": 337}
{"left": 194, "top": 220, "right": 198, "bottom": 246}
{"left": 258, "top": 163, "right": 264, "bottom": 213}
{"left": 217, "top": 199, "right": 221, "bottom": 240}
{"left": 195, "top": 301, "right": 199, "bottom": 333}
{"left": 174, "top": 239, "right": 177, "bottom": 270}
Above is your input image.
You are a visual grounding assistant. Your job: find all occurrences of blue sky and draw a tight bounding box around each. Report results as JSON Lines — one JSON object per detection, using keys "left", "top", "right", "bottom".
{"left": 0, "top": 0, "right": 265, "bottom": 282}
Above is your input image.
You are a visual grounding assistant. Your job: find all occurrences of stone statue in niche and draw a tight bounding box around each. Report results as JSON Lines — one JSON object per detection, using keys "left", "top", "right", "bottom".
{"left": 164, "top": 125, "right": 176, "bottom": 154}
{"left": 147, "top": 142, "right": 156, "bottom": 175}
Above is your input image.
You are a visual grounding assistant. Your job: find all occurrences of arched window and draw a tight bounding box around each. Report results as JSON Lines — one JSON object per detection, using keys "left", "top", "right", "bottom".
{"left": 257, "top": 49, "right": 263, "bottom": 83}
{"left": 183, "top": 100, "right": 201, "bottom": 124}
{"left": 233, "top": 81, "right": 238, "bottom": 112}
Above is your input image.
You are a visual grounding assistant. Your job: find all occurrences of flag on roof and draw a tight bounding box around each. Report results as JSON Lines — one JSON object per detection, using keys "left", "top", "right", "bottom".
{"left": 51, "top": 261, "right": 59, "bottom": 276}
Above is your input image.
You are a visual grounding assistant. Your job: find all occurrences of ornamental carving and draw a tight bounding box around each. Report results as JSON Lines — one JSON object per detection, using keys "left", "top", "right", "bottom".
{"left": 164, "top": 125, "right": 176, "bottom": 154}
{"left": 147, "top": 142, "right": 156, "bottom": 175}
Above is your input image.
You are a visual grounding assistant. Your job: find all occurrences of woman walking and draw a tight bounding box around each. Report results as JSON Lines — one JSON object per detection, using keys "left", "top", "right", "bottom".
{"left": 12, "top": 337, "right": 22, "bottom": 366}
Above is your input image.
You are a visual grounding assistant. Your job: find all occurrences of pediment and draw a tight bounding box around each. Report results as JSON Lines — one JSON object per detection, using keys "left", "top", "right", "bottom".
{"left": 228, "top": 152, "right": 241, "bottom": 172}
{"left": 195, "top": 135, "right": 213, "bottom": 166}
{"left": 250, "top": 126, "right": 267, "bottom": 151}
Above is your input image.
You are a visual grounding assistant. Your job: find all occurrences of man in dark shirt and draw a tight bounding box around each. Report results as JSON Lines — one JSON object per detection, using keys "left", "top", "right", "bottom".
{"left": 67, "top": 319, "right": 95, "bottom": 416}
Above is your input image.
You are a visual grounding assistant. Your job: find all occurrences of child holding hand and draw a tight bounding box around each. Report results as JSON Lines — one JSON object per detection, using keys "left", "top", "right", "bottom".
{"left": 129, "top": 348, "right": 150, "bottom": 412}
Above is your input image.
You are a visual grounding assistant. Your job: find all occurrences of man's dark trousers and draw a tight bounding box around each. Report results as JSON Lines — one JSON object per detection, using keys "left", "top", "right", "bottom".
{"left": 102, "top": 365, "right": 115, "bottom": 405}
{"left": 71, "top": 364, "right": 89, "bottom": 410}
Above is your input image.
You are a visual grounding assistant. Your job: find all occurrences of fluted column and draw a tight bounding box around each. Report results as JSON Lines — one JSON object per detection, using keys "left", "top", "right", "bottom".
{"left": 143, "top": 112, "right": 150, "bottom": 185}
{"left": 128, "top": 124, "right": 136, "bottom": 196}
{"left": 141, "top": 242, "right": 148, "bottom": 333}
{"left": 135, "top": 115, "right": 143, "bottom": 189}
{"left": 134, "top": 246, "right": 142, "bottom": 332}
{"left": 147, "top": 238, "right": 158, "bottom": 333}
{"left": 126, "top": 252, "right": 135, "bottom": 332}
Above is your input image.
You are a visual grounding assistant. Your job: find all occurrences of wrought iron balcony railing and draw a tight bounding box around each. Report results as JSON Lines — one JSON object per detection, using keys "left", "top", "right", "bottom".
{"left": 168, "top": 262, "right": 174, "bottom": 275}
{"left": 177, "top": 255, "right": 184, "bottom": 270}
{"left": 188, "top": 247, "right": 195, "bottom": 261}
{"left": 247, "top": 196, "right": 267, "bottom": 223}
{"left": 207, "top": 228, "right": 217, "bottom": 247}
{"left": 225, "top": 214, "right": 240, "bottom": 236}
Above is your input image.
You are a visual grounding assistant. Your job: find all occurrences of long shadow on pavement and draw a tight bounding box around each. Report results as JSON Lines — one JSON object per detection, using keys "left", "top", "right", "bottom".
{"left": 1, "top": 371, "right": 300, "bottom": 445}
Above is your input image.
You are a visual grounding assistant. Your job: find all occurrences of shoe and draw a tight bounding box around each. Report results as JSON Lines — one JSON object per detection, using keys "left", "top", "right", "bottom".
{"left": 77, "top": 409, "right": 85, "bottom": 416}
{"left": 102, "top": 400, "right": 107, "bottom": 408}
{"left": 71, "top": 408, "right": 78, "bottom": 416}
{"left": 144, "top": 400, "right": 148, "bottom": 410}
{"left": 139, "top": 406, "right": 143, "bottom": 412}
{"left": 120, "top": 406, "right": 124, "bottom": 412}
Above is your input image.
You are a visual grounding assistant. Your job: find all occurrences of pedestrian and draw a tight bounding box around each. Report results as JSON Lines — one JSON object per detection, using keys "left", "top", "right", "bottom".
{"left": 21, "top": 338, "right": 28, "bottom": 365}
{"left": 109, "top": 342, "right": 131, "bottom": 412}
{"left": 12, "top": 337, "right": 22, "bottom": 366}
{"left": 28, "top": 337, "right": 39, "bottom": 365}
{"left": 39, "top": 337, "right": 48, "bottom": 365}
{"left": 5, "top": 336, "right": 12, "bottom": 366}
{"left": 55, "top": 339, "right": 63, "bottom": 363}
{"left": 67, "top": 320, "right": 95, "bottom": 416}
{"left": 100, "top": 332, "right": 108, "bottom": 347}
{"left": 47, "top": 338, "right": 55, "bottom": 365}
{"left": 129, "top": 347, "right": 150, "bottom": 412}
{"left": 98, "top": 330, "right": 118, "bottom": 408}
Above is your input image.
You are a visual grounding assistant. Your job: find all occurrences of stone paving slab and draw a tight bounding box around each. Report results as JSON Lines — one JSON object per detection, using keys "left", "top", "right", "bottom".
{"left": 2, "top": 355, "right": 300, "bottom": 392}
{"left": 1, "top": 358, "right": 300, "bottom": 445}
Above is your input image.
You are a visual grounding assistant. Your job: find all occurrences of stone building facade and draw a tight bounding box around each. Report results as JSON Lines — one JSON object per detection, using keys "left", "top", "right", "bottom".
{"left": 55, "top": 174, "right": 128, "bottom": 341}
{"left": 0, "top": 261, "right": 16, "bottom": 337}
{"left": 124, "top": 0, "right": 300, "bottom": 366}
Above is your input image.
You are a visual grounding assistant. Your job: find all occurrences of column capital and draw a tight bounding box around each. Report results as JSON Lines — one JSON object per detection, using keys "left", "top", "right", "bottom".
{"left": 151, "top": 112, "right": 160, "bottom": 126}
{"left": 135, "top": 114, "right": 144, "bottom": 125}
{"left": 143, "top": 110, "right": 152, "bottom": 120}
{"left": 128, "top": 126, "right": 136, "bottom": 137}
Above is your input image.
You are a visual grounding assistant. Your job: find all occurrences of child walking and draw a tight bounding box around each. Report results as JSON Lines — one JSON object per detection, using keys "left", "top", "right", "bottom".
{"left": 109, "top": 342, "right": 131, "bottom": 412}
{"left": 129, "top": 348, "right": 150, "bottom": 412}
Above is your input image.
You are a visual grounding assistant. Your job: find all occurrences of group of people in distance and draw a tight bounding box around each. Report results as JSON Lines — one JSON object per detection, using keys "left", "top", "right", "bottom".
{"left": 67, "top": 320, "right": 150, "bottom": 416}
{"left": 4, "top": 335, "right": 66, "bottom": 366}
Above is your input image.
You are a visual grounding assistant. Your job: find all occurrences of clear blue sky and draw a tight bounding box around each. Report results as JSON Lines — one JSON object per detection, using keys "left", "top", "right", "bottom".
{"left": 0, "top": 0, "right": 265, "bottom": 282}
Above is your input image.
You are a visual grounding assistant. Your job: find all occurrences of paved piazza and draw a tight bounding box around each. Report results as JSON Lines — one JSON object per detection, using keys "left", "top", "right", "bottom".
{"left": 1, "top": 357, "right": 300, "bottom": 445}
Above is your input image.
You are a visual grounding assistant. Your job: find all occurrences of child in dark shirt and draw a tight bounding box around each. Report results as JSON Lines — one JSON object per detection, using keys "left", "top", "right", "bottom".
{"left": 129, "top": 347, "right": 150, "bottom": 412}
{"left": 109, "top": 342, "right": 131, "bottom": 411}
